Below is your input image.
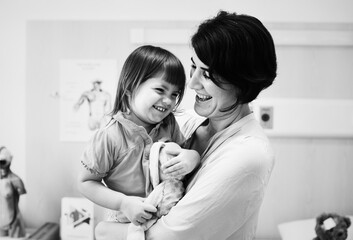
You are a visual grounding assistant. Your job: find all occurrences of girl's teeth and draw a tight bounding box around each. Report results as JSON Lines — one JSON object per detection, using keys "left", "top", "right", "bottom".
{"left": 154, "top": 106, "right": 166, "bottom": 112}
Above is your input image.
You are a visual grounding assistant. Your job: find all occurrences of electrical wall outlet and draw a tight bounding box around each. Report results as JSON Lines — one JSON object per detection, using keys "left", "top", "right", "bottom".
{"left": 259, "top": 106, "right": 273, "bottom": 129}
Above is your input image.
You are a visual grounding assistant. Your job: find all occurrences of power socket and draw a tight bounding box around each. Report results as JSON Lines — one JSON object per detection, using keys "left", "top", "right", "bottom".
{"left": 259, "top": 106, "right": 273, "bottom": 129}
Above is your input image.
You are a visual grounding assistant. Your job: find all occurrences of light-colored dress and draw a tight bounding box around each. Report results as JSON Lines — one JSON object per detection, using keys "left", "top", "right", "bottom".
{"left": 126, "top": 141, "right": 185, "bottom": 240}
{"left": 81, "top": 111, "right": 184, "bottom": 220}
{"left": 146, "top": 110, "right": 275, "bottom": 240}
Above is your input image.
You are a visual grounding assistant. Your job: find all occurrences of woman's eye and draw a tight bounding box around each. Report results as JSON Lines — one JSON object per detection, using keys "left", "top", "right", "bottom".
{"left": 203, "top": 71, "right": 211, "bottom": 80}
{"left": 190, "top": 65, "right": 196, "bottom": 78}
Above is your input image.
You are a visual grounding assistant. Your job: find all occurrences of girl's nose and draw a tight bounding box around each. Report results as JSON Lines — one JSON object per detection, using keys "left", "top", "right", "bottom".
{"left": 162, "top": 96, "right": 173, "bottom": 106}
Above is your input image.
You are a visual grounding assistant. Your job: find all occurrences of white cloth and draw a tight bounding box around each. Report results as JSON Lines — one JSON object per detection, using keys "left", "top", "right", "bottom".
{"left": 146, "top": 111, "right": 275, "bottom": 240}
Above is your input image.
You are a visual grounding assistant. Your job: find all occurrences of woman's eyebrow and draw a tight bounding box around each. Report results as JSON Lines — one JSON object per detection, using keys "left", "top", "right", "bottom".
{"left": 191, "top": 57, "right": 209, "bottom": 72}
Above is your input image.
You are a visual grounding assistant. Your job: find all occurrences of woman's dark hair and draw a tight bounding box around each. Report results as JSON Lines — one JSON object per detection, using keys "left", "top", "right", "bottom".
{"left": 112, "top": 45, "right": 186, "bottom": 114}
{"left": 191, "top": 10, "right": 277, "bottom": 111}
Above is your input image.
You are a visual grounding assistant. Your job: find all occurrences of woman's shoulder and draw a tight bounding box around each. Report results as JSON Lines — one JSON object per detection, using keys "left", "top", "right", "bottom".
{"left": 225, "top": 136, "right": 274, "bottom": 179}
{"left": 209, "top": 116, "right": 274, "bottom": 171}
{"left": 228, "top": 118, "right": 273, "bottom": 156}
{"left": 174, "top": 109, "right": 205, "bottom": 138}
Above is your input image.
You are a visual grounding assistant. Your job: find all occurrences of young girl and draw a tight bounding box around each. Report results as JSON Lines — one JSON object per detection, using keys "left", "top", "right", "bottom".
{"left": 77, "top": 45, "right": 200, "bottom": 227}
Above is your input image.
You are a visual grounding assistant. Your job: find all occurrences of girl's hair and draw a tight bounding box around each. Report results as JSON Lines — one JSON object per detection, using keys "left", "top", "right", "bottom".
{"left": 112, "top": 45, "right": 186, "bottom": 114}
{"left": 191, "top": 10, "right": 277, "bottom": 111}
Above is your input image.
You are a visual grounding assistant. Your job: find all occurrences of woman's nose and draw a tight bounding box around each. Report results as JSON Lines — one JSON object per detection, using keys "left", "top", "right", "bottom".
{"left": 188, "top": 69, "right": 201, "bottom": 89}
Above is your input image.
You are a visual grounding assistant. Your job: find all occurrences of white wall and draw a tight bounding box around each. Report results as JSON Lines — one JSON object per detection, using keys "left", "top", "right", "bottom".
{"left": 1, "top": 0, "right": 353, "bottom": 239}
{"left": 2, "top": 0, "right": 353, "bottom": 192}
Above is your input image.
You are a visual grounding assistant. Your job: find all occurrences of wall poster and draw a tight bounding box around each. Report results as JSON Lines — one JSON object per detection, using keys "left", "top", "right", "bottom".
{"left": 59, "top": 59, "right": 118, "bottom": 142}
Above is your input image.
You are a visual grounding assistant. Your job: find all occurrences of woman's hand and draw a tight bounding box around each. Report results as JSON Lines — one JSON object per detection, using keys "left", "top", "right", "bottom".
{"left": 120, "top": 196, "right": 157, "bottom": 226}
{"left": 161, "top": 148, "right": 200, "bottom": 178}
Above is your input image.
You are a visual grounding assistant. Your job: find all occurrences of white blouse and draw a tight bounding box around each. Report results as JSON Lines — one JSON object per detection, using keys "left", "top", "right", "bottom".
{"left": 146, "top": 111, "right": 275, "bottom": 240}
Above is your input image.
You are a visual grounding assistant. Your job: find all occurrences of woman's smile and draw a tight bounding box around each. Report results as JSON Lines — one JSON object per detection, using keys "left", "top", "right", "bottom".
{"left": 195, "top": 93, "right": 212, "bottom": 102}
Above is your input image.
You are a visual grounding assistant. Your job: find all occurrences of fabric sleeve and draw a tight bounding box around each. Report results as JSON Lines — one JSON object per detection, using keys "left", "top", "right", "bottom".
{"left": 146, "top": 143, "right": 270, "bottom": 240}
{"left": 169, "top": 115, "right": 185, "bottom": 146}
{"left": 81, "top": 128, "right": 120, "bottom": 177}
{"left": 174, "top": 110, "right": 205, "bottom": 139}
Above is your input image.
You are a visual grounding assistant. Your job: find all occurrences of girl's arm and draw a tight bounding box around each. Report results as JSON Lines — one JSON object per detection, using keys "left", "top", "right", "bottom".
{"left": 77, "top": 165, "right": 156, "bottom": 225}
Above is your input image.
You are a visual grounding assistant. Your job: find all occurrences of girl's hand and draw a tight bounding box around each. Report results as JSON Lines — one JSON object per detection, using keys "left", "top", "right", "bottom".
{"left": 161, "top": 148, "right": 200, "bottom": 178}
{"left": 120, "top": 196, "right": 157, "bottom": 226}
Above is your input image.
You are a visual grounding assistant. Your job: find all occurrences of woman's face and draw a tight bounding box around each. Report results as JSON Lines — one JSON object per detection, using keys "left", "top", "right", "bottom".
{"left": 189, "top": 50, "right": 237, "bottom": 119}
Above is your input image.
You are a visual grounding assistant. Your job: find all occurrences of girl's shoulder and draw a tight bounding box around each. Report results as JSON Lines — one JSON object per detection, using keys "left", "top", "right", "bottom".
{"left": 102, "top": 112, "right": 145, "bottom": 136}
{"left": 90, "top": 114, "right": 138, "bottom": 151}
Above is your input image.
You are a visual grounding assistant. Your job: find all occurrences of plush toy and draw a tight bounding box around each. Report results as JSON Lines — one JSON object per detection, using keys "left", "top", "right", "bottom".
{"left": 313, "top": 212, "right": 351, "bottom": 240}
{"left": 0, "top": 146, "right": 27, "bottom": 238}
{"left": 127, "top": 141, "right": 185, "bottom": 240}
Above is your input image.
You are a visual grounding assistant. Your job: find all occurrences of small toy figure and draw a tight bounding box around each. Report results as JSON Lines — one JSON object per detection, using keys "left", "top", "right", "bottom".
{"left": 313, "top": 212, "right": 351, "bottom": 240}
{"left": 127, "top": 141, "right": 187, "bottom": 240}
{"left": 0, "top": 146, "right": 27, "bottom": 237}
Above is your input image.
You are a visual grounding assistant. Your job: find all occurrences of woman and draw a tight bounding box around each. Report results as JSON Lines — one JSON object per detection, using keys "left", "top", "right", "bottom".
{"left": 95, "top": 10, "right": 277, "bottom": 240}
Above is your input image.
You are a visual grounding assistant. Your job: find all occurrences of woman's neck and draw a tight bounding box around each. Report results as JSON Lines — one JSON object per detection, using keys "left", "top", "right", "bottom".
{"left": 191, "top": 104, "right": 251, "bottom": 156}
{"left": 205, "top": 104, "right": 251, "bottom": 136}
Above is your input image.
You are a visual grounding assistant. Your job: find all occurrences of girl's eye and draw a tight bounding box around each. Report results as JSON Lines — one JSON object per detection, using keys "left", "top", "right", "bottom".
{"left": 155, "top": 88, "right": 164, "bottom": 94}
{"left": 172, "top": 92, "right": 180, "bottom": 98}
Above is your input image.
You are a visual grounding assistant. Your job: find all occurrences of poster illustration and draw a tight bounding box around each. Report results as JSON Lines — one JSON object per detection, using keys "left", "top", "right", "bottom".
{"left": 60, "top": 197, "right": 94, "bottom": 240}
{"left": 59, "top": 59, "right": 118, "bottom": 142}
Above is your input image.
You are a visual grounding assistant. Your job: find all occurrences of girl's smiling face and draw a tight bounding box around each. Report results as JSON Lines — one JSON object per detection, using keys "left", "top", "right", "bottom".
{"left": 188, "top": 50, "right": 237, "bottom": 119}
{"left": 128, "top": 75, "right": 180, "bottom": 130}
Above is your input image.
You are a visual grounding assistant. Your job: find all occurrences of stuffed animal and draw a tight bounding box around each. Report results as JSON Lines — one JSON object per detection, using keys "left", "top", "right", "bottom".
{"left": 313, "top": 212, "right": 351, "bottom": 240}
{"left": 127, "top": 141, "right": 185, "bottom": 240}
{"left": 0, "top": 146, "right": 27, "bottom": 237}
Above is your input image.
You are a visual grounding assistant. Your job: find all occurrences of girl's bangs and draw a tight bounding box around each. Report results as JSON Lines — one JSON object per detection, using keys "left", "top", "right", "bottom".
{"left": 162, "top": 60, "right": 186, "bottom": 91}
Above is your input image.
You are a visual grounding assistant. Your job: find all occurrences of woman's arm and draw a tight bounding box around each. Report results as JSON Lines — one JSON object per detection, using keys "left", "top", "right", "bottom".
{"left": 146, "top": 143, "right": 272, "bottom": 240}
{"left": 161, "top": 147, "right": 200, "bottom": 178}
